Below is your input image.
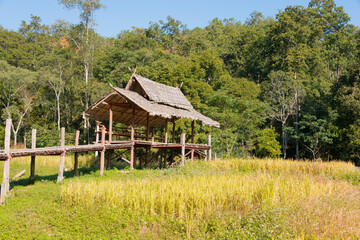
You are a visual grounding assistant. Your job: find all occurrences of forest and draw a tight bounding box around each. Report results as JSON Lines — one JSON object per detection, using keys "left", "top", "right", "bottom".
{"left": 1, "top": 0, "right": 360, "bottom": 163}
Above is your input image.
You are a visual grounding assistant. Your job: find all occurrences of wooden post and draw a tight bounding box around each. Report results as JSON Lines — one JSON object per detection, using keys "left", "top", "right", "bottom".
{"left": 163, "top": 149, "right": 167, "bottom": 168}
{"left": 1, "top": 119, "right": 11, "bottom": 204}
{"left": 146, "top": 113, "right": 150, "bottom": 141}
{"left": 164, "top": 119, "right": 168, "bottom": 144}
{"left": 95, "top": 123, "right": 100, "bottom": 162}
{"left": 106, "top": 150, "right": 112, "bottom": 170}
{"left": 74, "top": 130, "right": 80, "bottom": 177}
{"left": 100, "top": 127, "right": 105, "bottom": 176}
{"left": 151, "top": 128, "right": 155, "bottom": 143}
{"left": 208, "top": 135, "right": 212, "bottom": 161}
{"left": 29, "top": 129, "right": 36, "bottom": 183}
{"left": 180, "top": 133, "right": 185, "bottom": 166}
{"left": 171, "top": 118, "right": 175, "bottom": 162}
{"left": 57, "top": 127, "right": 66, "bottom": 183}
{"left": 108, "top": 105, "right": 113, "bottom": 143}
{"left": 130, "top": 106, "right": 135, "bottom": 169}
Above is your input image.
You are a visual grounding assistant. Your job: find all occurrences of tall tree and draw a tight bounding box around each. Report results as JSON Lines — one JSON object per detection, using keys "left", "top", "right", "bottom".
{"left": 59, "top": 0, "right": 103, "bottom": 111}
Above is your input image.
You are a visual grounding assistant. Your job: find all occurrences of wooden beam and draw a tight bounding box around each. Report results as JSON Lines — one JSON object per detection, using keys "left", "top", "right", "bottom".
{"left": 100, "top": 127, "right": 105, "bottom": 176}
{"left": 109, "top": 105, "right": 113, "bottom": 142}
{"left": 180, "top": 133, "right": 185, "bottom": 166}
{"left": 74, "top": 130, "right": 80, "bottom": 177}
{"left": 57, "top": 127, "right": 66, "bottom": 183}
{"left": 29, "top": 129, "right": 36, "bottom": 183}
{"left": 130, "top": 106, "right": 135, "bottom": 169}
{"left": 1, "top": 119, "right": 11, "bottom": 204}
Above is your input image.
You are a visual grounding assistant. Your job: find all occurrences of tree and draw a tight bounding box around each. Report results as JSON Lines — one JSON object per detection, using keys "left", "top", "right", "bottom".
{"left": 262, "top": 71, "right": 303, "bottom": 159}
{"left": 59, "top": 0, "right": 103, "bottom": 111}
{"left": 0, "top": 60, "right": 37, "bottom": 148}
{"left": 299, "top": 114, "right": 333, "bottom": 160}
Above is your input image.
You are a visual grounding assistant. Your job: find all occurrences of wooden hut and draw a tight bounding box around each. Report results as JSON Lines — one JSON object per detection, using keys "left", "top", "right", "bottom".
{"left": 84, "top": 74, "right": 219, "bottom": 168}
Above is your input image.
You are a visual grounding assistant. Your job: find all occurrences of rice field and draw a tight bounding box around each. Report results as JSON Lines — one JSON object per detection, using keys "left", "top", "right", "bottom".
{"left": 60, "top": 158, "right": 360, "bottom": 239}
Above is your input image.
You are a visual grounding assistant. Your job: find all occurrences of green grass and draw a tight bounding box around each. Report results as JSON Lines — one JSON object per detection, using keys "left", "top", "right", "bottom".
{"left": 0, "top": 156, "right": 360, "bottom": 239}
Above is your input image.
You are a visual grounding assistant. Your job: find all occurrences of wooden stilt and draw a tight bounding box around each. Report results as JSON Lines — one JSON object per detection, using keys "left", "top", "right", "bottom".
{"left": 163, "top": 149, "right": 167, "bottom": 168}
{"left": 1, "top": 119, "right": 11, "bottom": 204}
{"left": 191, "top": 121, "right": 195, "bottom": 160}
{"left": 130, "top": 106, "right": 135, "bottom": 169}
{"left": 74, "top": 130, "right": 80, "bottom": 176}
{"left": 57, "top": 127, "right": 66, "bottom": 183}
{"left": 208, "top": 135, "right": 212, "bottom": 161}
{"left": 100, "top": 127, "right": 105, "bottom": 176}
{"left": 29, "top": 129, "right": 36, "bottom": 183}
{"left": 106, "top": 150, "right": 112, "bottom": 170}
{"left": 180, "top": 133, "right": 185, "bottom": 166}
{"left": 95, "top": 122, "right": 100, "bottom": 162}
{"left": 171, "top": 119, "right": 175, "bottom": 163}
{"left": 108, "top": 105, "right": 113, "bottom": 143}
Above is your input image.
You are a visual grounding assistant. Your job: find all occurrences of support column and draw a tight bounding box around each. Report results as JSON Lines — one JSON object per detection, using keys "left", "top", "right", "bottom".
{"left": 144, "top": 113, "right": 150, "bottom": 168}
{"left": 1, "top": 119, "right": 12, "bottom": 204}
{"left": 95, "top": 123, "right": 100, "bottom": 162}
{"left": 191, "top": 120, "right": 194, "bottom": 160}
{"left": 100, "top": 126, "right": 106, "bottom": 176}
{"left": 164, "top": 119, "right": 168, "bottom": 144}
{"left": 108, "top": 105, "right": 113, "bottom": 143}
{"left": 29, "top": 129, "right": 36, "bottom": 183}
{"left": 171, "top": 118, "right": 175, "bottom": 162}
{"left": 106, "top": 150, "right": 113, "bottom": 170}
{"left": 74, "top": 130, "right": 80, "bottom": 176}
{"left": 180, "top": 133, "right": 185, "bottom": 166}
{"left": 130, "top": 106, "right": 135, "bottom": 169}
{"left": 208, "top": 135, "right": 212, "bottom": 161}
{"left": 57, "top": 127, "right": 66, "bottom": 183}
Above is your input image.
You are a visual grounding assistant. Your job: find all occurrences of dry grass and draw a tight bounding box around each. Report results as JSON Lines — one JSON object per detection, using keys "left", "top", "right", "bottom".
{"left": 60, "top": 158, "right": 360, "bottom": 239}
{"left": 10, "top": 154, "right": 94, "bottom": 168}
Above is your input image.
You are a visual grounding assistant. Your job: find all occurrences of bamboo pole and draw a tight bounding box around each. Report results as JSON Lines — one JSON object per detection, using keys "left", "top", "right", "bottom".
{"left": 100, "top": 126, "right": 105, "bottom": 176}
{"left": 1, "top": 119, "right": 11, "bottom": 204}
{"left": 180, "top": 133, "right": 185, "bottom": 166}
{"left": 29, "top": 129, "right": 36, "bottom": 183}
{"left": 74, "top": 130, "right": 80, "bottom": 176}
{"left": 57, "top": 127, "right": 66, "bottom": 183}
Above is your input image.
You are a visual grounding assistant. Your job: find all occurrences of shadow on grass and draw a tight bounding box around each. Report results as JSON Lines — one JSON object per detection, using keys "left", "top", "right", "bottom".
{"left": 8, "top": 160, "right": 165, "bottom": 189}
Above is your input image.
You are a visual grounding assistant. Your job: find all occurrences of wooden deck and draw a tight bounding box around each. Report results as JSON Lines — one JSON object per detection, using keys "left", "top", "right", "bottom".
{"left": 0, "top": 140, "right": 210, "bottom": 160}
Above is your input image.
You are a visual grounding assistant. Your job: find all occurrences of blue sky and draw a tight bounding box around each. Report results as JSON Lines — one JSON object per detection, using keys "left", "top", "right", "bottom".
{"left": 0, "top": 0, "right": 359, "bottom": 38}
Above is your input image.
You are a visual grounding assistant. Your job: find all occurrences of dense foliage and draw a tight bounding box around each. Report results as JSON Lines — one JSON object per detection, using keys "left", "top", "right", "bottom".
{"left": 1, "top": 0, "right": 360, "bottom": 163}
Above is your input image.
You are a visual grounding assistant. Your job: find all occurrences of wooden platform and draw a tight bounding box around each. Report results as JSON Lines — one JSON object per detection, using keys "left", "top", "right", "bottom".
{"left": 0, "top": 140, "right": 210, "bottom": 160}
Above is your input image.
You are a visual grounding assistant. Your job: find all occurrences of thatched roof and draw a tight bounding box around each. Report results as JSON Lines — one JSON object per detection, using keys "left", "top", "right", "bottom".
{"left": 126, "top": 74, "right": 193, "bottom": 110}
{"left": 84, "top": 74, "right": 220, "bottom": 128}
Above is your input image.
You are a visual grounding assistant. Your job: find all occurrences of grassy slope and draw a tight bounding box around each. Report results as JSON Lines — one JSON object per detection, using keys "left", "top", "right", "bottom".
{"left": 0, "top": 156, "right": 359, "bottom": 239}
